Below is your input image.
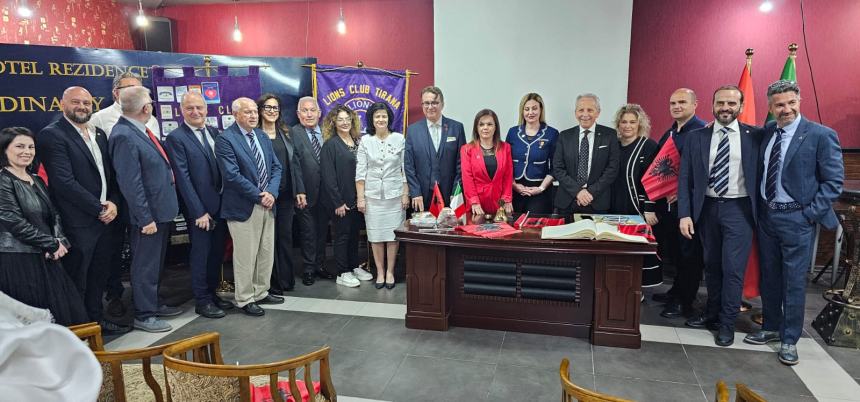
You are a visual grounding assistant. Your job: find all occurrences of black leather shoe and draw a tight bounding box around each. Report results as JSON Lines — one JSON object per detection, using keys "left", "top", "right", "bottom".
{"left": 99, "top": 319, "right": 132, "bottom": 335}
{"left": 715, "top": 326, "right": 734, "bottom": 347}
{"left": 213, "top": 296, "right": 234, "bottom": 310}
{"left": 778, "top": 343, "right": 799, "bottom": 365}
{"left": 195, "top": 303, "right": 226, "bottom": 319}
{"left": 685, "top": 314, "right": 718, "bottom": 329}
{"left": 385, "top": 281, "right": 396, "bottom": 290}
{"left": 105, "top": 297, "right": 127, "bottom": 317}
{"left": 660, "top": 303, "right": 683, "bottom": 318}
{"left": 315, "top": 269, "right": 336, "bottom": 280}
{"left": 651, "top": 292, "right": 673, "bottom": 304}
{"left": 268, "top": 288, "right": 284, "bottom": 296}
{"left": 374, "top": 281, "right": 385, "bottom": 289}
{"left": 240, "top": 303, "right": 265, "bottom": 316}
{"left": 258, "top": 294, "right": 284, "bottom": 305}
{"left": 744, "top": 330, "right": 780, "bottom": 345}
{"left": 302, "top": 272, "right": 316, "bottom": 286}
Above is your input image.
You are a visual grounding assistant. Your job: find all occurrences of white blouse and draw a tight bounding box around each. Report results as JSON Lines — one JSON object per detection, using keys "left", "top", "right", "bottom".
{"left": 355, "top": 132, "right": 407, "bottom": 200}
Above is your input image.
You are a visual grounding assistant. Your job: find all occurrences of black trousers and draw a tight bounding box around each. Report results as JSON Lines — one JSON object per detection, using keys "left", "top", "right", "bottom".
{"left": 655, "top": 202, "right": 704, "bottom": 307}
{"left": 296, "top": 201, "right": 330, "bottom": 274}
{"left": 697, "top": 197, "right": 754, "bottom": 329}
{"left": 104, "top": 223, "right": 129, "bottom": 300}
{"left": 271, "top": 199, "right": 297, "bottom": 290}
{"left": 63, "top": 221, "right": 120, "bottom": 322}
{"left": 187, "top": 217, "right": 227, "bottom": 306}
{"left": 331, "top": 209, "right": 361, "bottom": 275}
{"left": 512, "top": 179, "right": 552, "bottom": 214}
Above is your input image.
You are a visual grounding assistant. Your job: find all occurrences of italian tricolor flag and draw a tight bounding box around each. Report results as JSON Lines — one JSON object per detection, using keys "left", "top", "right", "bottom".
{"left": 450, "top": 182, "right": 466, "bottom": 223}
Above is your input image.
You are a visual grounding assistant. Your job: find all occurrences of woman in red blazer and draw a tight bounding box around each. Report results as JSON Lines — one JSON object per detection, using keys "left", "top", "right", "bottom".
{"left": 460, "top": 109, "right": 513, "bottom": 217}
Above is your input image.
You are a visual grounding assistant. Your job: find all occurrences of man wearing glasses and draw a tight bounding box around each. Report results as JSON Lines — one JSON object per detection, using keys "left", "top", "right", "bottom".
{"left": 404, "top": 86, "right": 466, "bottom": 211}
{"left": 91, "top": 72, "right": 161, "bottom": 138}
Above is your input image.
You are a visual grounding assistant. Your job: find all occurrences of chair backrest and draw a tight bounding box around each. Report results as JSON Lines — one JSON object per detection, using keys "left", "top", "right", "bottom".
{"left": 69, "top": 322, "right": 175, "bottom": 402}
{"left": 560, "top": 358, "right": 632, "bottom": 402}
{"left": 736, "top": 383, "right": 767, "bottom": 402}
{"left": 162, "top": 332, "right": 337, "bottom": 402}
{"left": 715, "top": 380, "right": 729, "bottom": 402}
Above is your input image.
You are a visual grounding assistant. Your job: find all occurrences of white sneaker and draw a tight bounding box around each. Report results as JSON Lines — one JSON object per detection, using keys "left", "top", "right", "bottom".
{"left": 352, "top": 267, "right": 373, "bottom": 281}
{"left": 336, "top": 272, "right": 360, "bottom": 287}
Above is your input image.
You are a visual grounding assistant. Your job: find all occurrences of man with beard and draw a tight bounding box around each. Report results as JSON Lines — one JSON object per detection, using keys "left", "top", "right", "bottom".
{"left": 36, "top": 86, "right": 129, "bottom": 334}
{"left": 677, "top": 85, "right": 762, "bottom": 346}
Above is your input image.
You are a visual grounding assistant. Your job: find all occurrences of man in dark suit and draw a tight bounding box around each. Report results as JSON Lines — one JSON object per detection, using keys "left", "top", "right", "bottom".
{"left": 651, "top": 88, "right": 708, "bottom": 319}
{"left": 109, "top": 86, "right": 181, "bottom": 333}
{"left": 289, "top": 96, "right": 336, "bottom": 286}
{"left": 678, "top": 85, "right": 762, "bottom": 346}
{"left": 36, "top": 86, "right": 129, "bottom": 334}
{"left": 163, "top": 92, "right": 233, "bottom": 319}
{"left": 216, "top": 97, "right": 283, "bottom": 317}
{"left": 552, "top": 93, "right": 620, "bottom": 214}
{"left": 743, "top": 80, "right": 843, "bottom": 365}
{"left": 404, "top": 86, "right": 467, "bottom": 211}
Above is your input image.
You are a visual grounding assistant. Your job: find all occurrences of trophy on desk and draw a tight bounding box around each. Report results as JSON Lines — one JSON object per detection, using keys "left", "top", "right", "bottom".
{"left": 493, "top": 199, "right": 507, "bottom": 223}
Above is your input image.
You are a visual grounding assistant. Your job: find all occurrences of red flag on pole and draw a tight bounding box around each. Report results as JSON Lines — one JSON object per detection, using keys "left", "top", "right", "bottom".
{"left": 738, "top": 49, "right": 760, "bottom": 298}
{"left": 641, "top": 135, "right": 681, "bottom": 201}
{"left": 37, "top": 164, "right": 49, "bottom": 185}
{"left": 738, "top": 62, "right": 756, "bottom": 125}
{"left": 429, "top": 182, "right": 445, "bottom": 218}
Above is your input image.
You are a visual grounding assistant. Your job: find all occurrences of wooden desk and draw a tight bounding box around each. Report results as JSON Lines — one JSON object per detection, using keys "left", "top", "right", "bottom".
{"left": 396, "top": 223, "right": 657, "bottom": 349}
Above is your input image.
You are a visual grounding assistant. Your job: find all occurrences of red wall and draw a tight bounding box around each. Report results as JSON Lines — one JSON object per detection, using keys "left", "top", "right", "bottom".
{"left": 157, "top": 0, "right": 433, "bottom": 126}
{"left": 0, "top": 0, "right": 133, "bottom": 49}
{"left": 628, "top": 0, "right": 860, "bottom": 147}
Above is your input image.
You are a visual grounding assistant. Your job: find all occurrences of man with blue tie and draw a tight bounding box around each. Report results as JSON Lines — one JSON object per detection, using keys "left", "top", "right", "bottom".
{"left": 404, "top": 86, "right": 467, "bottom": 211}
{"left": 109, "top": 86, "right": 182, "bottom": 332}
{"left": 743, "top": 80, "right": 843, "bottom": 365}
{"left": 678, "top": 85, "right": 762, "bottom": 346}
{"left": 216, "top": 97, "right": 283, "bottom": 316}
{"left": 164, "top": 92, "right": 233, "bottom": 319}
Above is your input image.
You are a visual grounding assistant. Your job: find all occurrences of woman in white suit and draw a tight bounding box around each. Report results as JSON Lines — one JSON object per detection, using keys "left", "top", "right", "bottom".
{"left": 356, "top": 102, "right": 409, "bottom": 289}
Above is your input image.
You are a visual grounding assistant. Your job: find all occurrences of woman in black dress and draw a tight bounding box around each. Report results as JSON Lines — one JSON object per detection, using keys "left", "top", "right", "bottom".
{"left": 0, "top": 127, "right": 88, "bottom": 325}
{"left": 608, "top": 105, "right": 662, "bottom": 289}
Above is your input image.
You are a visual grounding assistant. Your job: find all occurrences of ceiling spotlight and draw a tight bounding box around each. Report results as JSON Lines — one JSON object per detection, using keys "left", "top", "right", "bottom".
{"left": 232, "top": 16, "right": 243, "bottom": 42}
{"left": 17, "top": 0, "right": 33, "bottom": 18}
{"left": 337, "top": 6, "right": 346, "bottom": 35}
{"left": 135, "top": 0, "right": 149, "bottom": 27}
{"left": 759, "top": 1, "right": 774, "bottom": 13}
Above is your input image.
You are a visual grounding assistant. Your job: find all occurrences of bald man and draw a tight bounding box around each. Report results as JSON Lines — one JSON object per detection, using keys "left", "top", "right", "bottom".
{"left": 215, "top": 97, "right": 283, "bottom": 316}
{"left": 36, "top": 87, "right": 129, "bottom": 334}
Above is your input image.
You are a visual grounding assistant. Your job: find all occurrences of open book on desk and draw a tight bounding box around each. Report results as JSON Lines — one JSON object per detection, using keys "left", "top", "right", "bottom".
{"left": 540, "top": 219, "right": 648, "bottom": 243}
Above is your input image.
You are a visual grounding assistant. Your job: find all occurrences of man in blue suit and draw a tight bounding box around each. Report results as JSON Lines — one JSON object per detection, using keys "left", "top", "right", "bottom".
{"left": 404, "top": 86, "right": 466, "bottom": 211}
{"left": 109, "top": 86, "right": 181, "bottom": 333}
{"left": 164, "top": 92, "right": 233, "bottom": 319}
{"left": 743, "top": 80, "right": 843, "bottom": 365}
{"left": 678, "top": 85, "right": 762, "bottom": 346}
{"left": 216, "top": 97, "right": 283, "bottom": 317}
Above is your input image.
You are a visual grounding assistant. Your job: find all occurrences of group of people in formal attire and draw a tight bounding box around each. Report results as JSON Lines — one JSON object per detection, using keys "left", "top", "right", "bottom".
{"left": 0, "top": 75, "right": 843, "bottom": 366}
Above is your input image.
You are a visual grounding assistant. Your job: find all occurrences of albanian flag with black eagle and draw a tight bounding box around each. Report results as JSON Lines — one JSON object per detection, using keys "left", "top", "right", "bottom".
{"left": 641, "top": 135, "right": 681, "bottom": 201}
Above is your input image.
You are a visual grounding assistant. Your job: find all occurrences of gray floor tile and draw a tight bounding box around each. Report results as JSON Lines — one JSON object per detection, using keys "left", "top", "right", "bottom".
{"left": 498, "top": 331, "right": 593, "bottom": 373}
{"left": 409, "top": 326, "right": 505, "bottom": 363}
{"left": 594, "top": 341, "right": 698, "bottom": 384}
{"left": 703, "top": 385, "right": 817, "bottom": 402}
{"left": 222, "top": 341, "right": 320, "bottom": 366}
{"left": 328, "top": 316, "right": 421, "bottom": 354}
{"left": 823, "top": 345, "right": 860, "bottom": 380}
{"left": 489, "top": 364, "right": 594, "bottom": 402}
{"left": 594, "top": 375, "right": 706, "bottom": 402}
{"left": 684, "top": 344, "right": 813, "bottom": 398}
{"left": 334, "top": 283, "right": 407, "bottom": 304}
{"left": 381, "top": 355, "right": 496, "bottom": 402}
{"left": 324, "top": 347, "right": 406, "bottom": 400}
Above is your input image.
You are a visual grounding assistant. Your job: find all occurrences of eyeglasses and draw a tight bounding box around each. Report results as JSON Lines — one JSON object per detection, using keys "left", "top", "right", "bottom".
{"left": 262, "top": 105, "right": 280, "bottom": 112}
{"left": 421, "top": 101, "right": 441, "bottom": 108}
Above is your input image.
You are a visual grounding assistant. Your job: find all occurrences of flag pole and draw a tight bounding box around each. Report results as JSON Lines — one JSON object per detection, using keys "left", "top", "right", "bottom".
{"left": 745, "top": 48, "right": 754, "bottom": 74}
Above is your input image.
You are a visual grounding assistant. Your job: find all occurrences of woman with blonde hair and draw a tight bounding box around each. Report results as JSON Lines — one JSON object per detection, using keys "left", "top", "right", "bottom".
{"left": 505, "top": 93, "right": 559, "bottom": 213}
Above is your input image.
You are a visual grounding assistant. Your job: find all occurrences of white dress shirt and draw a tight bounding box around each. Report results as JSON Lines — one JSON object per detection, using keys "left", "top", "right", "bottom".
{"left": 355, "top": 132, "right": 407, "bottom": 199}
{"left": 185, "top": 122, "right": 215, "bottom": 153}
{"left": 760, "top": 115, "right": 802, "bottom": 202}
{"left": 65, "top": 116, "right": 107, "bottom": 202}
{"left": 706, "top": 119, "right": 746, "bottom": 198}
{"left": 577, "top": 125, "right": 596, "bottom": 180}
{"left": 90, "top": 102, "right": 160, "bottom": 138}
{"left": 426, "top": 117, "right": 443, "bottom": 152}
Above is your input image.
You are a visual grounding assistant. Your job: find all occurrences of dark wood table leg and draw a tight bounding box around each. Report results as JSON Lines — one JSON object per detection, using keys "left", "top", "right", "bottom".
{"left": 405, "top": 243, "right": 449, "bottom": 331}
{"left": 591, "top": 255, "right": 643, "bottom": 348}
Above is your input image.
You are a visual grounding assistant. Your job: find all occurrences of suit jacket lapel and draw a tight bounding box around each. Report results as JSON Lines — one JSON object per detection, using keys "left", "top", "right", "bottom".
{"left": 437, "top": 119, "right": 447, "bottom": 161}
{"left": 60, "top": 118, "right": 98, "bottom": 170}
{"left": 739, "top": 124, "right": 756, "bottom": 192}
{"left": 570, "top": 126, "right": 581, "bottom": 178}
{"left": 700, "top": 128, "right": 711, "bottom": 175}
{"left": 783, "top": 118, "right": 808, "bottom": 166}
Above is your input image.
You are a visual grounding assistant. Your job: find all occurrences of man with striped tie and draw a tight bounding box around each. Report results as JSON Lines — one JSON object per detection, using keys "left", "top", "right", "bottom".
{"left": 743, "top": 80, "right": 843, "bottom": 365}
{"left": 677, "top": 85, "right": 762, "bottom": 346}
{"left": 216, "top": 97, "right": 283, "bottom": 316}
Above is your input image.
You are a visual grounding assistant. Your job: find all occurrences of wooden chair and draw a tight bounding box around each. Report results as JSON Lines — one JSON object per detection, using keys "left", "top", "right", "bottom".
{"left": 162, "top": 332, "right": 336, "bottom": 402}
{"left": 736, "top": 383, "right": 767, "bottom": 402}
{"left": 715, "top": 380, "right": 730, "bottom": 402}
{"left": 560, "top": 358, "right": 632, "bottom": 402}
{"left": 69, "top": 322, "right": 178, "bottom": 402}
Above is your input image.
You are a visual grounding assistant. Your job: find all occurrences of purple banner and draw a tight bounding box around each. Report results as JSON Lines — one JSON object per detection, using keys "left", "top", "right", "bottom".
{"left": 314, "top": 64, "right": 410, "bottom": 133}
{"left": 151, "top": 65, "right": 262, "bottom": 139}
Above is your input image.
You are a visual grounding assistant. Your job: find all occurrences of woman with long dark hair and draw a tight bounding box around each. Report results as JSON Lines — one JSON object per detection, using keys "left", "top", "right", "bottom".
{"left": 460, "top": 109, "right": 513, "bottom": 218}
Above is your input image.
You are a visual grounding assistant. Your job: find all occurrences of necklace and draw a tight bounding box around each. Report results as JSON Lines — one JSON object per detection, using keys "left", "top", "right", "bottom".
{"left": 480, "top": 143, "right": 495, "bottom": 156}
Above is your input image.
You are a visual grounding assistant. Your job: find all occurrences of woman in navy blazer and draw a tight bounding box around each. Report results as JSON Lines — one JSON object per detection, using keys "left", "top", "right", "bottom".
{"left": 461, "top": 109, "right": 513, "bottom": 217}
{"left": 505, "top": 93, "right": 559, "bottom": 213}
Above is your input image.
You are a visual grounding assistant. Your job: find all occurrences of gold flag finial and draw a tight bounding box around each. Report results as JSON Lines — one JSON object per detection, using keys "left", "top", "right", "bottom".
{"left": 788, "top": 43, "right": 799, "bottom": 58}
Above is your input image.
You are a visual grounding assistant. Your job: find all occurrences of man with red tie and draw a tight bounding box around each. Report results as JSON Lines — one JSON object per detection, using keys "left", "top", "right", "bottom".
{"left": 108, "top": 86, "right": 181, "bottom": 333}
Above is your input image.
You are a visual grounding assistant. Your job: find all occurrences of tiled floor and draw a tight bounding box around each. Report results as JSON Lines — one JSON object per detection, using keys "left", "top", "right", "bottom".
{"left": 106, "top": 271, "right": 860, "bottom": 402}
